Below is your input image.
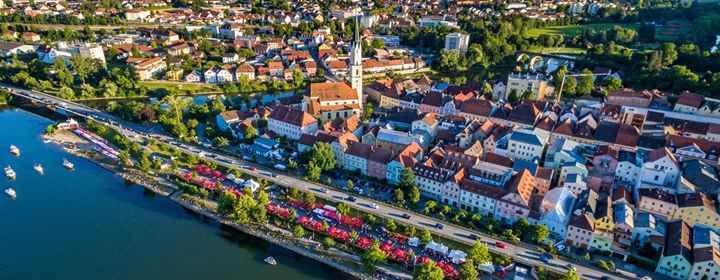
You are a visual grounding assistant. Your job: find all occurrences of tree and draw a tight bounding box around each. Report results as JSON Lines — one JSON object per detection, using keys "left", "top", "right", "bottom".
{"left": 243, "top": 126, "right": 259, "bottom": 142}
{"left": 305, "top": 161, "right": 322, "bottom": 181}
{"left": 257, "top": 191, "right": 269, "bottom": 206}
{"left": 419, "top": 228, "right": 433, "bottom": 243}
{"left": 292, "top": 69, "right": 304, "bottom": 87}
{"left": 213, "top": 136, "right": 230, "bottom": 148}
{"left": 399, "top": 167, "right": 416, "bottom": 191}
{"left": 595, "top": 260, "right": 609, "bottom": 270}
{"left": 512, "top": 217, "right": 531, "bottom": 237}
{"left": 58, "top": 87, "right": 75, "bottom": 99}
{"left": 69, "top": 54, "right": 92, "bottom": 84}
{"left": 454, "top": 76, "right": 467, "bottom": 85}
{"left": 309, "top": 142, "right": 336, "bottom": 171}
{"left": 371, "top": 38, "right": 385, "bottom": 49}
{"left": 562, "top": 77, "right": 578, "bottom": 98}
{"left": 347, "top": 180, "right": 354, "bottom": 190}
{"left": 363, "top": 214, "right": 377, "bottom": 226}
{"left": 602, "top": 78, "right": 623, "bottom": 90}
{"left": 336, "top": 202, "right": 350, "bottom": 216}
{"left": 458, "top": 260, "right": 478, "bottom": 280}
{"left": 481, "top": 83, "right": 493, "bottom": 99}
{"left": 161, "top": 95, "right": 192, "bottom": 123}
{"left": 660, "top": 42, "right": 678, "bottom": 67}
{"left": 362, "top": 102, "right": 373, "bottom": 120}
{"left": 413, "top": 260, "right": 444, "bottom": 280}
{"left": 322, "top": 237, "right": 336, "bottom": 250}
{"left": 507, "top": 89, "right": 519, "bottom": 102}
{"left": 577, "top": 69, "right": 594, "bottom": 96}
{"left": 531, "top": 224, "right": 550, "bottom": 244}
{"left": 321, "top": 220, "right": 329, "bottom": 231}
{"left": 521, "top": 89, "right": 534, "bottom": 100}
{"left": 292, "top": 224, "right": 305, "bottom": 237}
{"left": 392, "top": 188, "right": 405, "bottom": 204}
{"left": 558, "top": 270, "right": 581, "bottom": 280}
{"left": 197, "top": 188, "right": 209, "bottom": 199}
{"left": 386, "top": 219, "right": 397, "bottom": 232}
{"left": 467, "top": 241, "right": 492, "bottom": 264}
{"left": 217, "top": 191, "right": 238, "bottom": 216}
{"left": 45, "top": 124, "right": 56, "bottom": 134}
{"left": 361, "top": 241, "right": 387, "bottom": 270}
{"left": 408, "top": 186, "right": 420, "bottom": 204}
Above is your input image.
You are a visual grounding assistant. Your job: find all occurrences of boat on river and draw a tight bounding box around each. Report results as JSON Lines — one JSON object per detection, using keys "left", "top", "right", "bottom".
{"left": 5, "top": 165, "right": 16, "bottom": 179}
{"left": 4, "top": 187, "right": 15, "bottom": 197}
{"left": 62, "top": 158, "right": 74, "bottom": 169}
{"left": 10, "top": 145, "right": 19, "bottom": 155}
{"left": 34, "top": 164, "right": 43, "bottom": 174}
{"left": 264, "top": 257, "right": 276, "bottom": 265}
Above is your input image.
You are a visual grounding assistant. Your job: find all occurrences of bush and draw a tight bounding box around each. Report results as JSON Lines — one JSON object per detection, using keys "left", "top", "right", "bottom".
{"left": 594, "top": 260, "right": 610, "bottom": 270}
{"left": 602, "top": 250, "right": 612, "bottom": 257}
{"left": 627, "top": 255, "right": 658, "bottom": 271}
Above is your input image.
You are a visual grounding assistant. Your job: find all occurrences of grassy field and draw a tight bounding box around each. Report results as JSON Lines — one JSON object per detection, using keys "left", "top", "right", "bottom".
{"left": 655, "top": 20, "right": 693, "bottom": 42}
{"left": 138, "top": 81, "right": 220, "bottom": 92}
{"left": 525, "top": 23, "right": 640, "bottom": 39}
{"left": 524, "top": 45, "right": 587, "bottom": 55}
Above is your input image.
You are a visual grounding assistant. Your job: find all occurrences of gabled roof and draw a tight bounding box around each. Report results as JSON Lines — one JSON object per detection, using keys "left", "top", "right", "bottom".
{"left": 460, "top": 178, "right": 509, "bottom": 199}
{"left": 646, "top": 147, "right": 678, "bottom": 167}
{"left": 663, "top": 220, "right": 693, "bottom": 262}
{"left": 540, "top": 187, "right": 576, "bottom": 223}
{"left": 676, "top": 91, "right": 705, "bottom": 108}
{"left": 305, "top": 82, "right": 358, "bottom": 101}
{"left": 268, "top": 105, "right": 317, "bottom": 127}
{"left": 569, "top": 212, "right": 595, "bottom": 231}
{"left": 506, "top": 170, "right": 537, "bottom": 206}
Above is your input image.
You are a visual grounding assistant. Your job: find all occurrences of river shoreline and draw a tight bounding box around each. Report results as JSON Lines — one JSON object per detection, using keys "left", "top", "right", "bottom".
{"left": 40, "top": 132, "right": 378, "bottom": 280}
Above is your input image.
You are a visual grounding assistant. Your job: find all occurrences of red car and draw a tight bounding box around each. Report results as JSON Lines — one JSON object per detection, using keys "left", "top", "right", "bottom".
{"left": 249, "top": 167, "right": 257, "bottom": 171}
{"left": 495, "top": 242, "right": 506, "bottom": 248}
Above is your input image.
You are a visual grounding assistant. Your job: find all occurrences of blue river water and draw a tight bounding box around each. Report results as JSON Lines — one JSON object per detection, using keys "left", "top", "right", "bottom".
{"left": 0, "top": 106, "right": 350, "bottom": 280}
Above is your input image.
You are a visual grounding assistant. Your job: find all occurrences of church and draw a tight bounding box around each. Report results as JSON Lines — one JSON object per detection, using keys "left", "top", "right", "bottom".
{"left": 303, "top": 18, "right": 364, "bottom": 122}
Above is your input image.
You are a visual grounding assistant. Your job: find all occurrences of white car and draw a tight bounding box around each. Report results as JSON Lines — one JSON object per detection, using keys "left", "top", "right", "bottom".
{"left": 369, "top": 203, "right": 379, "bottom": 209}
{"left": 555, "top": 244, "right": 566, "bottom": 251}
{"left": 319, "top": 188, "right": 329, "bottom": 193}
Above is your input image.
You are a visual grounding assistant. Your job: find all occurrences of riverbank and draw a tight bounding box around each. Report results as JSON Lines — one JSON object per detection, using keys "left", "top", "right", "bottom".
{"left": 170, "top": 192, "right": 376, "bottom": 280}
{"left": 41, "top": 131, "right": 176, "bottom": 196}
{"left": 41, "top": 129, "right": 384, "bottom": 280}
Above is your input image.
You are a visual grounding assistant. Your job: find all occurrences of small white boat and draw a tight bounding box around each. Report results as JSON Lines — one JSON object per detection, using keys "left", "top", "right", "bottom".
{"left": 34, "top": 164, "right": 43, "bottom": 173}
{"left": 43, "top": 139, "right": 52, "bottom": 143}
{"left": 264, "top": 257, "right": 276, "bottom": 265}
{"left": 62, "top": 158, "right": 74, "bottom": 169}
{"left": 4, "top": 188, "right": 15, "bottom": 197}
{"left": 10, "top": 145, "right": 19, "bottom": 155}
{"left": 5, "top": 165, "right": 16, "bottom": 179}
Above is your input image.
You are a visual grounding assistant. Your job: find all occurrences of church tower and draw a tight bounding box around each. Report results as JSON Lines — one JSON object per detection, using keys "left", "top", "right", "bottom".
{"left": 349, "top": 16, "right": 363, "bottom": 105}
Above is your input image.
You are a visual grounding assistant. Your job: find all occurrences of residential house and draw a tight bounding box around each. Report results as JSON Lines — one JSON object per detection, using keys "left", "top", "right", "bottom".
{"left": 536, "top": 187, "right": 576, "bottom": 239}
{"left": 674, "top": 193, "right": 720, "bottom": 228}
{"left": 267, "top": 105, "right": 318, "bottom": 141}
{"left": 673, "top": 91, "right": 705, "bottom": 114}
{"left": 506, "top": 127, "right": 548, "bottom": 163}
{"left": 166, "top": 68, "right": 183, "bottom": 81}
{"left": 468, "top": 153, "right": 514, "bottom": 188}
{"left": 413, "top": 162, "right": 451, "bottom": 200}
{"left": 185, "top": 70, "right": 202, "bottom": 83}
{"left": 132, "top": 57, "right": 166, "bottom": 80}
{"left": 638, "top": 188, "right": 678, "bottom": 220}
{"left": 204, "top": 66, "right": 218, "bottom": 83}
{"left": 458, "top": 179, "right": 507, "bottom": 216}
{"left": 655, "top": 220, "right": 693, "bottom": 280}
{"left": 632, "top": 212, "right": 666, "bottom": 248}
{"left": 639, "top": 147, "right": 680, "bottom": 189}
{"left": 386, "top": 142, "right": 423, "bottom": 185}
{"left": 606, "top": 88, "right": 653, "bottom": 108}
{"left": 494, "top": 170, "right": 538, "bottom": 224}
{"left": 235, "top": 64, "right": 255, "bottom": 81}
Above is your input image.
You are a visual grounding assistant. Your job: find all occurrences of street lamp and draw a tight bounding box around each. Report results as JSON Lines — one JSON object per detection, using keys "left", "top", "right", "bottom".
{"left": 555, "top": 71, "right": 612, "bottom": 102}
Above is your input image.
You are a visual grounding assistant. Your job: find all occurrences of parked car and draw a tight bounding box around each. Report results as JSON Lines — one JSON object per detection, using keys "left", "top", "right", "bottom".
{"left": 495, "top": 242, "right": 506, "bottom": 248}
{"left": 555, "top": 244, "right": 566, "bottom": 251}
{"left": 401, "top": 214, "right": 411, "bottom": 219}
{"left": 369, "top": 203, "right": 379, "bottom": 209}
{"left": 346, "top": 196, "right": 356, "bottom": 202}
{"left": 435, "top": 223, "right": 444, "bottom": 229}
{"left": 469, "top": 234, "right": 479, "bottom": 240}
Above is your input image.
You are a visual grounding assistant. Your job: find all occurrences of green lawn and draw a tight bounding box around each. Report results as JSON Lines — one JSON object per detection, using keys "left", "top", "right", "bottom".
{"left": 524, "top": 45, "right": 587, "bottom": 55}
{"left": 526, "top": 23, "right": 640, "bottom": 39}
{"left": 138, "top": 81, "right": 220, "bottom": 93}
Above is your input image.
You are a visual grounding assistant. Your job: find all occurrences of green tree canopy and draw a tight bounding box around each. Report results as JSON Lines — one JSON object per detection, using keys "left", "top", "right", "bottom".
{"left": 413, "top": 260, "right": 444, "bottom": 280}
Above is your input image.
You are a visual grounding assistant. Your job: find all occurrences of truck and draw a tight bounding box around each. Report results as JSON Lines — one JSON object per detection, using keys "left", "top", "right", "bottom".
{"left": 274, "top": 164, "right": 286, "bottom": 171}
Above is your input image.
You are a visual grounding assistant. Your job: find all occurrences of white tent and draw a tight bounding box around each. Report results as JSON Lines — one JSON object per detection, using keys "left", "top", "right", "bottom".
{"left": 424, "top": 240, "right": 448, "bottom": 255}
{"left": 226, "top": 174, "right": 236, "bottom": 180}
{"left": 408, "top": 237, "right": 419, "bottom": 247}
{"left": 477, "top": 261, "right": 494, "bottom": 273}
{"left": 244, "top": 179, "right": 260, "bottom": 192}
{"left": 447, "top": 249, "right": 467, "bottom": 264}
{"left": 233, "top": 178, "right": 245, "bottom": 185}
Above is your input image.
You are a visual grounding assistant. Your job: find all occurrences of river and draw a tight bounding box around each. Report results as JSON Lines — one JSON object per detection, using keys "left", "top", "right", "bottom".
{"left": 0, "top": 106, "right": 351, "bottom": 280}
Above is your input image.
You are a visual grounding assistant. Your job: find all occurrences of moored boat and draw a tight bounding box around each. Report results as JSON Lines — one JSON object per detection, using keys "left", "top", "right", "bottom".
{"left": 4, "top": 187, "right": 15, "bottom": 197}
{"left": 34, "top": 164, "right": 43, "bottom": 173}
{"left": 5, "top": 165, "right": 16, "bottom": 179}
{"left": 62, "top": 158, "right": 74, "bottom": 169}
{"left": 10, "top": 145, "right": 19, "bottom": 155}
{"left": 264, "top": 257, "right": 276, "bottom": 265}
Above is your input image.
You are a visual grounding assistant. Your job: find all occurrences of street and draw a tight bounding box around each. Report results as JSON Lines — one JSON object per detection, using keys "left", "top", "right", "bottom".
{"left": 4, "top": 84, "right": 658, "bottom": 280}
